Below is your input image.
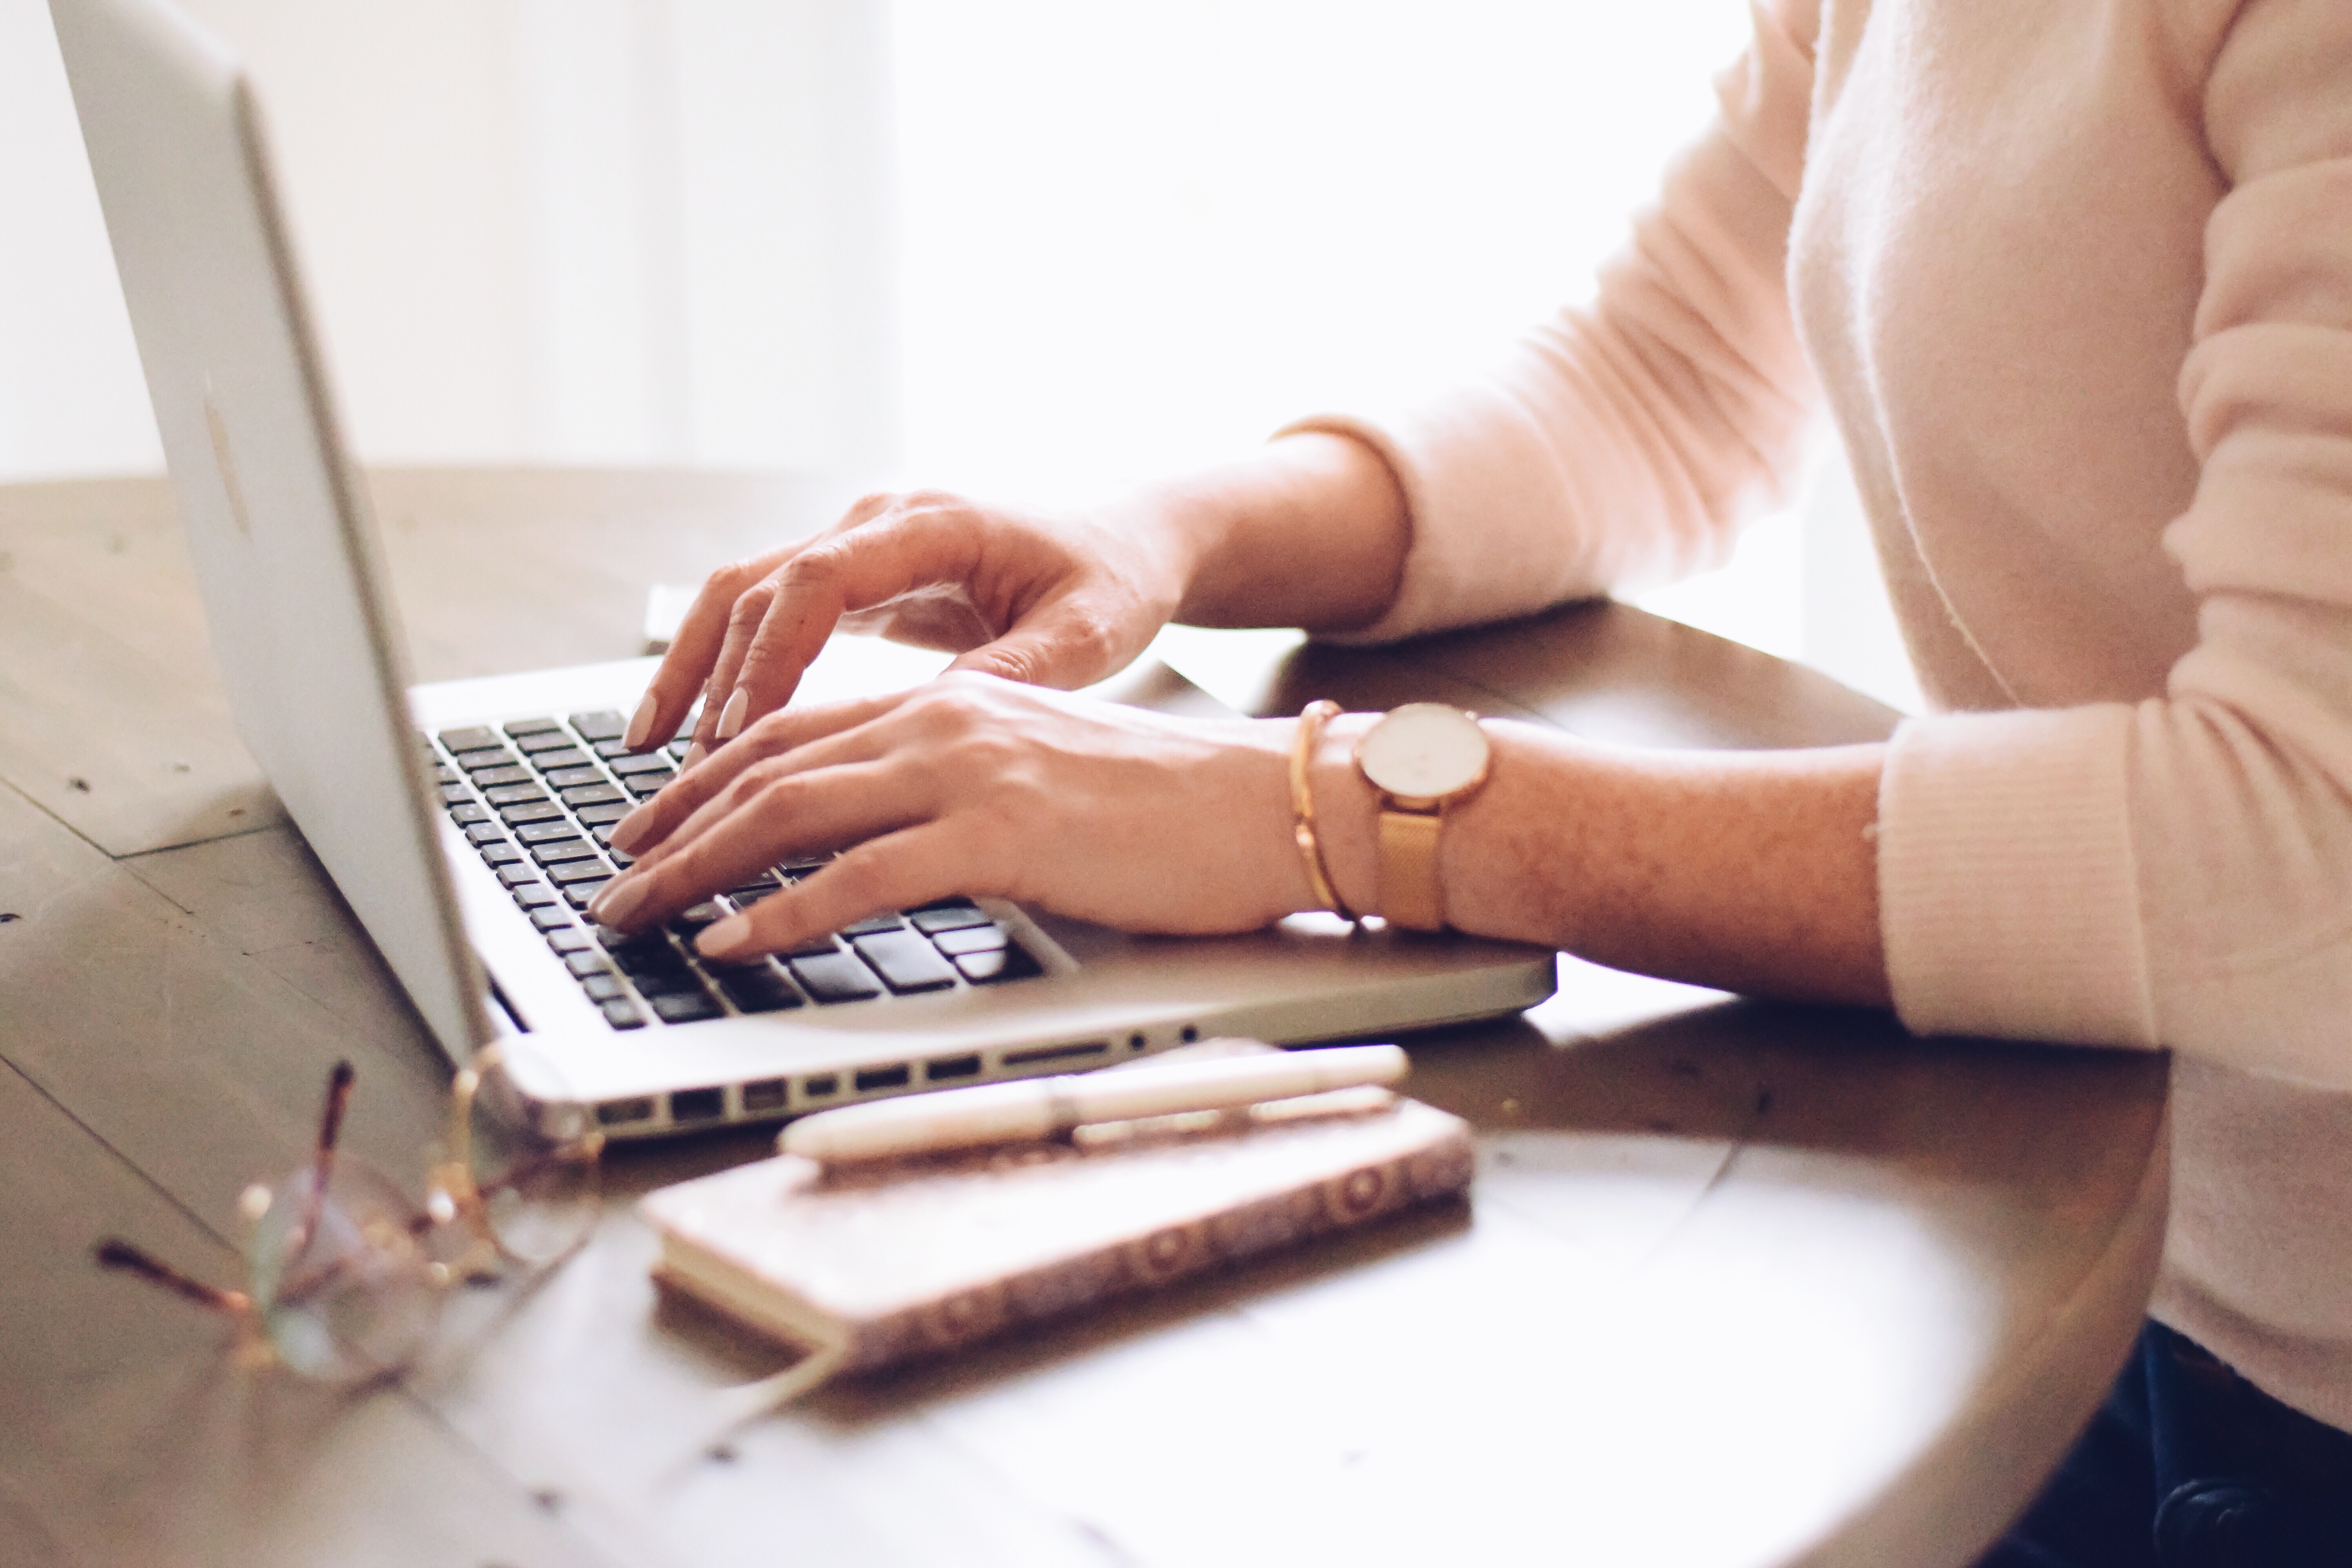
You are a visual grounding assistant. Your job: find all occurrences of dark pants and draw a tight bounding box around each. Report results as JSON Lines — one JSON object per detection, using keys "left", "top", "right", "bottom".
{"left": 1978, "top": 1322, "right": 2352, "bottom": 1568}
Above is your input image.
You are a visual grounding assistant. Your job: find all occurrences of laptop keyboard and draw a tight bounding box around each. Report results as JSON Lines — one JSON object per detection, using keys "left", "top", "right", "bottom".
{"left": 424, "top": 712, "right": 1042, "bottom": 1032}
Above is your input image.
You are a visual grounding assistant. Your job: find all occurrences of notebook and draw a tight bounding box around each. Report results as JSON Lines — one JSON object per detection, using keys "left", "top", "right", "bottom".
{"left": 640, "top": 1043, "right": 1474, "bottom": 1395}
{"left": 49, "top": 0, "right": 1556, "bottom": 1141}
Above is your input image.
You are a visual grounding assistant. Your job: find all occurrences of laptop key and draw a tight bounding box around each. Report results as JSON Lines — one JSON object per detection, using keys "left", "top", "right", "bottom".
{"left": 472, "top": 766, "right": 535, "bottom": 789}
{"left": 438, "top": 726, "right": 501, "bottom": 754}
{"left": 635, "top": 964, "right": 707, "bottom": 1000}
{"left": 548, "top": 858, "right": 614, "bottom": 884}
{"left": 434, "top": 764, "right": 461, "bottom": 787}
{"left": 449, "top": 803, "right": 491, "bottom": 825}
{"left": 955, "top": 943, "right": 1042, "bottom": 985}
{"left": 581, "top": 973, "right": 626, "bottom": 1002}
{"left": 671, "top": 901, "right": 728, "bottom": 935}
{"left": 789, "top": 951, "right": 884, "bottom": 1004}
{"left": 710, "top": 960, "right": 802, "bottom": 1013}
{"left": 479, "top": 843, "right": 524, "bottom": 867}
{"left": 592, "top": 739, "right": 634, "bottom": 760}
{"left": 908, "top": 904, "right": 990, "bottom": 935}
{"left": 573, "top": 800, "right": 630, "bottom": 826}
{"left": 543, "top": 766, "right": 606, "bottom": 789}
{"left": 853, "top": 931, "right": 958, "bottom": 994}
{"left": 527, "top": 748, "right": 594, "bottom": 773}
{"left": 504, "top": 716, "right": 562, "bottom": 738}
{"left": 528, "top": 905, "right": 573, "bottom": 931}
{"left": 514, "top": 733, "right": 575, "bottom": 756}
{"left": 463, "top": 821, "right": 506, "bottom": 846}
{"left": 600, "top": 998, "right": 646, "bottom": 1030}
{"left": 485, "top": 784, "right": 550, "bottom": 808}
{"left": 624, "top": 773, "right": 674, "bottom": 799}
{"left": 563, "top": 951, "right": 612, "bottom": 979}
{"left": 650, "top": 991, "right": 724, "bottom": 1025}
{"left": 569, "top": 710, "right": 628, "bottom": 742}
{"left": 841, "top": 913, "right": 904, "bottom": 936}
{"left": 499, "top": 800, "right": 566, "bottom": 825}
{"left": 563, "top": 883, "right": 610, "bottom": 910}
{"left": 546, "top": 927, "right": 596, "bottom": 953}
{"left": 603, "top": 933, "right": 699, "bottom": 990}
{"left": 515, "top": 819, "right": 581, "bottom": 844}
{"left": 512, "top": 884, "right": 560, "bottom": 909}
{"left": 561, "top": 783, "right": 627, "bottom": 808}
{"left": 496, "top": 864, "right": 541, "bottom": 889}
{"left": 779, "top": 933, "right": 840, "bottom": 959}
{"left": 454, "top": 747, "right": 517, "bottom": 773}
{"left": 609, "top": 752, "right": 673, "bottom": 777}
{"left": 530, "top": 838, "right": 600, "bottom": 866}
{"left": 930, "top": 921, "right": 1008, "bottom": 957}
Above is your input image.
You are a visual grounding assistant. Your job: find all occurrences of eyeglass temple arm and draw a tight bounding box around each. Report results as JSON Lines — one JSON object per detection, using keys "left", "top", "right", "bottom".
{"left": 93, "top": 1238, "right": 250, "bottom": 1315}
{"left": 413, "top": 1136, "right": 601, "bottom": 1245}
{"left": 316, "top": 1060, "right": 356, "bottom": 1164}
{"left": 289, "top": 1060, "right": 358, "bottom": 1259}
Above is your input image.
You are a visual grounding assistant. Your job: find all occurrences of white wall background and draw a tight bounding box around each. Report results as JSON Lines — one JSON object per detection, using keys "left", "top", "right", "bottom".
{"left": 0, "top": 0, "right": 1919, "bottom": 710}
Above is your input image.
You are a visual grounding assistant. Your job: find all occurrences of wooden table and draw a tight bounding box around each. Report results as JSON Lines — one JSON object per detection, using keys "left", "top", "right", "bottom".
{"left": 0, "top": 470, "right": 2169, "bottom": 1568}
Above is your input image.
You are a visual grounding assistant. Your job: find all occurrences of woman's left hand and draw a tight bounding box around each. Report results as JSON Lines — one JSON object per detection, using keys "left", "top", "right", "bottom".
{"left": 586, "top": 672, "right": 1314, "bottom": 960}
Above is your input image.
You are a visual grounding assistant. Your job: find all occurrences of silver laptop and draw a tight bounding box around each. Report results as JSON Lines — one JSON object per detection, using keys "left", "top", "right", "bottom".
{"left": 50, "top": 0, "right": 1555, "bottom": 1138}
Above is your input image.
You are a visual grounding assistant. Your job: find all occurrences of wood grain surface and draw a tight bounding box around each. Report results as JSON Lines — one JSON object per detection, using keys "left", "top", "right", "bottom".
{"left": 0, "top": 470, "right": 2169, "bottom": 1568}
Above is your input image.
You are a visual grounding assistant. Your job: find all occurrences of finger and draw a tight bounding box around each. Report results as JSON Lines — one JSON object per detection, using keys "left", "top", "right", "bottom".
{"left": 613, "top": 712, "right": 898, "bottom": 891}
{"left": 592, "top": 755, "right": 913, "bottom": 934}
{"left": 695, "top": 821, "right": 997, "bottom": 962}
{"left": 630, "top": 548, "right": 794, "bottom": 750}
{"left": 715, "top": 509, "right": 991, "bottom": 741}
{"left": 943, "top": 585, "right": 1130, "bottom": 690}
{"left": 606, "top": 690, "right": 907, "bottom": 858}
{"left": 683, "top": 494, "right": 957, "bottom": 753}
{"left": 659, "top": 494, "right": 900, "bottom": 753}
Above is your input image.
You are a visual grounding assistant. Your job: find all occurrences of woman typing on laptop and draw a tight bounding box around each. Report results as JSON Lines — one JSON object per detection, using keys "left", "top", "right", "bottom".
{"left": 588, "top": 1, "right": 2352, "bottom": 1561}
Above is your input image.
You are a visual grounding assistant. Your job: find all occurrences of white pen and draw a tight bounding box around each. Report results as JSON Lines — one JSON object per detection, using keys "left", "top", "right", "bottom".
{"left": 779, "top": 1042, "right": 1410, "bottom": 1163}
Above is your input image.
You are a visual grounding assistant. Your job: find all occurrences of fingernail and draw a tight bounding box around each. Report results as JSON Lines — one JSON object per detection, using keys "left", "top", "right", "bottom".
{"left": 589, "top": 877, "right": 646, "bottom": 929}
{"left": 716, "top": 688, "right": 749, "bottom": 741}
{"left": 607, "top": 808, "right": 653, "bottom": 856}
{"left": 696, "top": 914, "right": 753, "bottom": 960}
{"left": 622, "top": 691, "right": 657, "bottom": 750}
{"left": 683, "top": 741, "right": 707, "bottom": 769}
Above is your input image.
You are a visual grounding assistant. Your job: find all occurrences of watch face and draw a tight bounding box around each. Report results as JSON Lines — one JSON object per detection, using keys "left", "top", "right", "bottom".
{"left": 1356, "top": 703, "right": 1490, "bottom": 803}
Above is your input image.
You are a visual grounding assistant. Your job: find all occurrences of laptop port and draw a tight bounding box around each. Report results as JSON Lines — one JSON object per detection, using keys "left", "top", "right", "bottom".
{"left": 742, "top": 1078, "right": 789, "bottom": 1112}
{"left": 854, "top": 1063, "right": 911, "bottom": 1092}
{"left": 1002, "top": 1040, "right": 1108, "bottom": 1067}
{"left": 670, "top": 1087, "right": 725, "bottom": 1123}
{"left": 925, "top": 1054, "right": 981, "bottom": 1082}
{"left": 596, "top": 1096, "right": 655, "bottom": 1126}
{"left": 801, "top": 1073, "right": 839, "bottom": 1098}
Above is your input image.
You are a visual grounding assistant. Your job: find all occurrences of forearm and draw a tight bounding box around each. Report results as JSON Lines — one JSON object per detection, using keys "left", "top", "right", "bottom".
{"left": 1143, "top": 431, "right": 1412, "bottom": 635}
{"left": 1307, "top": 716, "right": 1892, "bottom": 1007}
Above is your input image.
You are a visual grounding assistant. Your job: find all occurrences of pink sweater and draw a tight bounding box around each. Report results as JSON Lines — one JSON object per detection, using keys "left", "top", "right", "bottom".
{"left": 1301, "top": 0, "right": 2352, "bottom": 1430}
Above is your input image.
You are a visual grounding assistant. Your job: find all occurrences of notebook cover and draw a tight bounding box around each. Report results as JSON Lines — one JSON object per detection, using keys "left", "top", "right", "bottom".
{"left": 640, "top": 1086, "right": 1474, "bottom": 1375}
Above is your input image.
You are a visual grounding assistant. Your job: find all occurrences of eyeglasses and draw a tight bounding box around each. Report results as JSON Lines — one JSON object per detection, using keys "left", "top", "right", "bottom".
{"left": 94, "top": 1045, "right": 604, "bottom": 1383}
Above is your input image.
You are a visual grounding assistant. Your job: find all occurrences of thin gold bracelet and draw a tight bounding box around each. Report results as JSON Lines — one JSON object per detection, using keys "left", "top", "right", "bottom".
{"left": 1289, "top": 699, "right": 1357, "bottom": 922}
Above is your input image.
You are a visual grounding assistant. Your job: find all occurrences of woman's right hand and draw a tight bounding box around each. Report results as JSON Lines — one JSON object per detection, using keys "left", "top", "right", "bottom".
{"left": 623, "top": 487, "right": 1193, "bottom": 757}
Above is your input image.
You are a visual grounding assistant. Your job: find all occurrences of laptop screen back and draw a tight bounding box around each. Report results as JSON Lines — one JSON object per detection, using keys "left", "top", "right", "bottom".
{"left": 51, "top": 0, "right": 491, "bottom": 1056}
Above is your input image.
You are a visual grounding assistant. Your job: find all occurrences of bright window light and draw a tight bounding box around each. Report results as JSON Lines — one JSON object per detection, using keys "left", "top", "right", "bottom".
{"left": 889, "top": 0, "right": 1808, "bottom": 657}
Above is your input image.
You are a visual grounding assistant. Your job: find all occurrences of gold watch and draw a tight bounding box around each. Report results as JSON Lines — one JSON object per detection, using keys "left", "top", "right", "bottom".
{"left": 1352, "top": 703, "right": 1492, "bottom": 932}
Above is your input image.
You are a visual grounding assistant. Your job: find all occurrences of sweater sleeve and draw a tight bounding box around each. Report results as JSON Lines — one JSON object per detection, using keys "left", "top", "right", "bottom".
{"left": 1880, "top": 0, "right": 2352, "bottom": 1086}
{"left": 1284, "top": 0, "right": 1826, "bottom": 644}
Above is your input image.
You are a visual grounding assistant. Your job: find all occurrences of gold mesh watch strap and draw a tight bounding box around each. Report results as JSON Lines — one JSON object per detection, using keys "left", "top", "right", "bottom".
{"left": 1376, "top": 806, "right": 1446, "bottom": 933}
